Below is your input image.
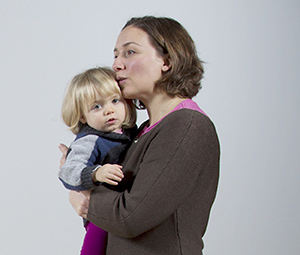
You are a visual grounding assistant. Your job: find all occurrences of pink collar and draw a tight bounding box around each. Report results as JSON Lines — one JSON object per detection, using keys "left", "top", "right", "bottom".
{"left": 139, "top": 99, "right": 206, "bottom": 137}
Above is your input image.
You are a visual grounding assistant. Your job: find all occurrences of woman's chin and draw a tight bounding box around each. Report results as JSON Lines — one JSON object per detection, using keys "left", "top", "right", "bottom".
{"left": 121, "top": 90, "right": 135, "bottom": 100}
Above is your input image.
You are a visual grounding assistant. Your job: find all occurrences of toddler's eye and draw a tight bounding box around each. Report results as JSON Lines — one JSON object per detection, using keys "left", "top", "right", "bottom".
{"left": 93, "top": 104, "right": 102, "bottom": 109}
{"left": 112, "top": 98, "right": 120, "bottom": 104}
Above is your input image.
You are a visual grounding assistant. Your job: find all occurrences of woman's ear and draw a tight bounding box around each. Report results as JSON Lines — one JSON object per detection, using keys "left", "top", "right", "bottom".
{"left": 162, "top": 55, "right": 171, "bottom": 72}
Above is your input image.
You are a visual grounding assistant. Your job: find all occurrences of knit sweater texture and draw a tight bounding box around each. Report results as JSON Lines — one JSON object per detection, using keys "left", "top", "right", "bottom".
{"left": 88, "top": 109, "right": 220, "bottom": 255}
{"left": 58, "top": 124, "right": 136, "bottom": 191}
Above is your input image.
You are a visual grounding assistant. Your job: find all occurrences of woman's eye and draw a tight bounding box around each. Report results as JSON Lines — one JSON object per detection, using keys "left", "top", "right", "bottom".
{"left": 125, "top": 50, "right": 135, "bottom": 57}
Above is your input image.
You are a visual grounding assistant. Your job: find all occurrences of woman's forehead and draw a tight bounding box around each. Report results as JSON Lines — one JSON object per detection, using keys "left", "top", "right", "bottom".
{"left": 114, "top": 26, "right": 149, "bottom": 51}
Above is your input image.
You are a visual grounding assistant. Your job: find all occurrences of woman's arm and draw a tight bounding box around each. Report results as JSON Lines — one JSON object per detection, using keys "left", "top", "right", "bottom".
{"left": 87, "top": 110, "right": 220, "bottom": 238}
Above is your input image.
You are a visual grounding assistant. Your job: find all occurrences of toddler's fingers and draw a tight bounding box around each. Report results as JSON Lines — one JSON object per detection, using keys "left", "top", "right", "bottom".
{"left": 106, "top": 179, "right": 119, "bottom": 186}
{"left": 113, "top": 164, "right": 123, "bottom": 170}
{"left": 107, "top": 173, "right": 123, "bottom": 182}
{"left": 108, "top": 167, "right": 124, "bottom": 178}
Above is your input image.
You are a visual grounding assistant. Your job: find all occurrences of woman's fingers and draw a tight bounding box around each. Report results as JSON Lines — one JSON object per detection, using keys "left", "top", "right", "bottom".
{"left": 58, "top": 143, "right": 68, "bottom": 168}
{"left": 58, "top": 143, "right": 69, "bottom": 154}
{"left": 81, "top": 190, "right": 91, "bottom": 200}
{"left": 69, "top": 190, "right": 89, "bottom": 218}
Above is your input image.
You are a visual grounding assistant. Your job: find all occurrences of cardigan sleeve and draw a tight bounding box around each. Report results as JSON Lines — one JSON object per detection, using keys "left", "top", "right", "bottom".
{"left": 87, "top": 110, "right": 220, "bottom": 238}
{"left": 58, "top": 134, "right": 100, "bottom": 191}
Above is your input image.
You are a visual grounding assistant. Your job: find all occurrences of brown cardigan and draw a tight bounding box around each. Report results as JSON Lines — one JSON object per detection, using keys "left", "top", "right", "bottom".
{"left": 88, "top": 109, "right": 220, "bottom": 255}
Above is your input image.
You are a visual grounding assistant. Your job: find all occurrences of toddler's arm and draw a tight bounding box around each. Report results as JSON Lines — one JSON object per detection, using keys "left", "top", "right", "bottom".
{"left": 58, "top": 134, "right": 103, "bottom": 191}
{"left": 58, "top": 134, "right": 125, "bottom": 191}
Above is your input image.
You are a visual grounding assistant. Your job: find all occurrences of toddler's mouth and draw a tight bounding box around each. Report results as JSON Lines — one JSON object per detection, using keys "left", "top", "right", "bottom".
{"left": 107, "top": 118, "right": 116, "bottom": 124}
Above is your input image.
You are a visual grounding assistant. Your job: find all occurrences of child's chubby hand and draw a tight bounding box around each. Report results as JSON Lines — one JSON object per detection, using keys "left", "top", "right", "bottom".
{"left": 93, "top": 164, "right": 124, "bottom": 185}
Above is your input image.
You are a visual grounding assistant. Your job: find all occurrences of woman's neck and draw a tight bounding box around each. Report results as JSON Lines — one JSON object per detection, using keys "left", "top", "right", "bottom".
{"left": 144, "top": 94, "right": 187, "bottom": 126}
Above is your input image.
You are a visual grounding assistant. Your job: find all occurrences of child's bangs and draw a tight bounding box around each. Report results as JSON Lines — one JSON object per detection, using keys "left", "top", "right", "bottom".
{"left": 96, "top": 82, "right": 121, "bottom": 97}
{"left": 83, "top": 80, "right": 121, "bottom": 105}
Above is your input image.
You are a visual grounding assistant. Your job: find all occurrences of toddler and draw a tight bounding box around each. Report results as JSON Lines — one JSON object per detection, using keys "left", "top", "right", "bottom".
{"left": 58, "top": 67, "right": 136, "bottom": 254}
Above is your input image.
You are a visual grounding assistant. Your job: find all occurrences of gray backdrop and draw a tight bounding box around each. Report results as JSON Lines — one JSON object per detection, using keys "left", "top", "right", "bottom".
{"left": 1, "top": 1, "right": 299, "bottom": 254}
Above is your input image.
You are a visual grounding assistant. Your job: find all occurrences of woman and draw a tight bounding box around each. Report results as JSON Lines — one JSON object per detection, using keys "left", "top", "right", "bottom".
{"left": 63, "top": 16, "right": 220, "bottom": 254}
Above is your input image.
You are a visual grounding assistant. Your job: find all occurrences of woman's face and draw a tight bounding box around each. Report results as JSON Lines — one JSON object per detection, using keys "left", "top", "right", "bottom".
{"left": 112, "top": 26, "right": 168, "bottom": 102}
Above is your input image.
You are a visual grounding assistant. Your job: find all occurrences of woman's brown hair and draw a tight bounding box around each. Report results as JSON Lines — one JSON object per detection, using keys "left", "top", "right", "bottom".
{"left": 123, "top": 16, "right": 204, "bottom": 98}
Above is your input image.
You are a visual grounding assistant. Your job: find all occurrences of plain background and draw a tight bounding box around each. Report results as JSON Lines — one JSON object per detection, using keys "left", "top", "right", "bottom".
{"left": 1, "top": 1, "right": 299, "bottom": 254}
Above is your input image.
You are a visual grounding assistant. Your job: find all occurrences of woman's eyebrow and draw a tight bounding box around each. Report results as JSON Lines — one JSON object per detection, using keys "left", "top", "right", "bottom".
{"left": 114, "top": 41, "right": 140, "bottom": 52}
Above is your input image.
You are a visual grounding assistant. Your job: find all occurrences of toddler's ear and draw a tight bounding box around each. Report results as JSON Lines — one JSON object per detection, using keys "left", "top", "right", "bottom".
{"left": 79, "top": 116, "right": 86, "bottom": 124}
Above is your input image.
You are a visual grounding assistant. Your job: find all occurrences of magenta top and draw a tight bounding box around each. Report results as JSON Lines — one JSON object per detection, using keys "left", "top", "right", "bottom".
{"left": 138, "top": 99, "right": 207, "bottom": 137}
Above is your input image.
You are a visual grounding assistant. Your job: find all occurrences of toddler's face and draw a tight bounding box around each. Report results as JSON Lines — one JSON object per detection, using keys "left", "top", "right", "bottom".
{"left": 81, "top": 93, "right": 126, "bottom": 133}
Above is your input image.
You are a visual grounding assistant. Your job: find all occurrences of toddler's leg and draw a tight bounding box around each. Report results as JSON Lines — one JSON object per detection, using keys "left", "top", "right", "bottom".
{"left": 80, "top": 222, "right": 107, "bottom": 255}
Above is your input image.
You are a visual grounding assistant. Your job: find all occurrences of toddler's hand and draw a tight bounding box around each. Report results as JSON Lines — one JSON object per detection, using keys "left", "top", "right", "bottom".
{"left": 94, "top": 164, "right": 124, "bottom": 185}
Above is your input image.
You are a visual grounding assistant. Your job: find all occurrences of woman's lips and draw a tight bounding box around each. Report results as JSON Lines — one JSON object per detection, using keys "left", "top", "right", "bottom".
{"left": 117, "top": 77, "right": 126, "bottom": 85}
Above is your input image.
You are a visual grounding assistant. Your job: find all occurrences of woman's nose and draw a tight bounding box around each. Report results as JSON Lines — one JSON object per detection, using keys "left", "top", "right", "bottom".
{"left": 112, "top": 56, "right": 124, "bottom": 72}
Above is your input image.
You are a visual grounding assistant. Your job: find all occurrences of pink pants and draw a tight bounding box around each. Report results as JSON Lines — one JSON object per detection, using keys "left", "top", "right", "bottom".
{"left": 80, "top": 222, "right": 107, "bottom": 255}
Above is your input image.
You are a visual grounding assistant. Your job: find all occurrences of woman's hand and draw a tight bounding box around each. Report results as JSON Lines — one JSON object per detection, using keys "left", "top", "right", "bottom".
{"left": 69, "top": 190, "right": 91, "bottom": 219}
{"left": 58, "top": 143, "right": 68, "bottom": 168}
